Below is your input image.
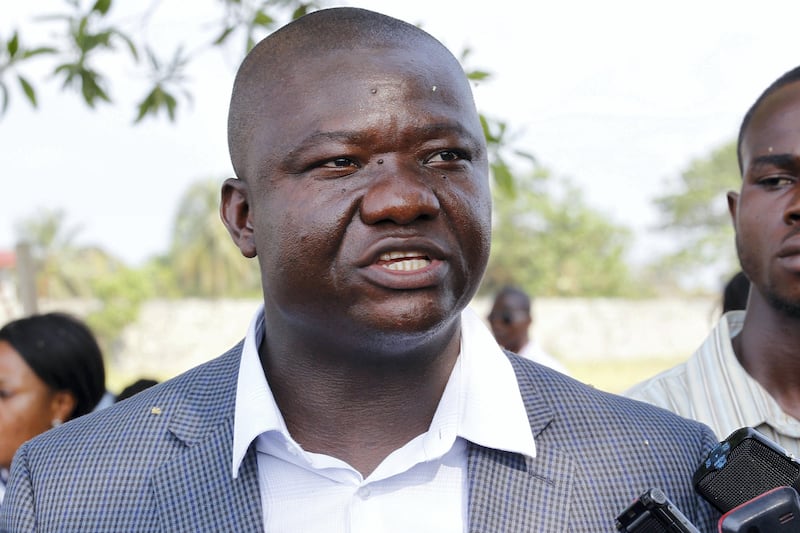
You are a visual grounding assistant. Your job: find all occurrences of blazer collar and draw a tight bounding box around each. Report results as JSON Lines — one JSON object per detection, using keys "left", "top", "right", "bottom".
{"left": 467, "top": 355, "right": 576, "bottom": 531}
{"left": 153, "top": 416, "right": 263, "bottom": 531}
{"left": 152, "top": 343, "right": 264, "bottom": 531}
{"left": 165, "top": 342, "right": 244, "bottom": 446}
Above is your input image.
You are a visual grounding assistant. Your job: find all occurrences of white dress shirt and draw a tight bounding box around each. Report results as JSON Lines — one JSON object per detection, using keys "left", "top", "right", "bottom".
{"left": 231, "top": 305, "right": 536, "bottom": 532}
{"left": 0, "top": 467, "right": 6, "bottom": 505}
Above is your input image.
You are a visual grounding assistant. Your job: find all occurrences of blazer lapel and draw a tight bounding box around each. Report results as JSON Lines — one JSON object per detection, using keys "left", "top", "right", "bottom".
{"left": 467, "top": 357, "right": 577, "bottom": 532}
{"left": 152, "top": 416, "right": 263, "bottom": 532}
{"left": 150, "top": 344, "right": 263, "bottom": 532}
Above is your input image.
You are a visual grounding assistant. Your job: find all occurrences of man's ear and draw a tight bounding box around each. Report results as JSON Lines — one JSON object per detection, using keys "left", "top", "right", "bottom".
{"left": 221, "top": 178, "right": 257, "bottom": 258}
{"left": 727, "top": 190, "right": 740, "bottom": 226}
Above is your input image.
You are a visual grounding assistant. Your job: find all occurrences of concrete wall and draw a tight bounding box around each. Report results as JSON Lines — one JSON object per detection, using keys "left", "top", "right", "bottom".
{"left": 532, "top": 297, "right": 719, "bottom": 361}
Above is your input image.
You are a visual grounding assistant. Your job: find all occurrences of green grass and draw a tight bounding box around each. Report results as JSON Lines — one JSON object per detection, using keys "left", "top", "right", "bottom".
{"left": 565, "top": 357, "right": 687, "bottom": 395}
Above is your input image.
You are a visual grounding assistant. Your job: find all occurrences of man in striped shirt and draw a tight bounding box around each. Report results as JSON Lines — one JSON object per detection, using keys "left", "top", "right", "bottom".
{"left": 627, "top": 65, "right": 800, "bottom": 457}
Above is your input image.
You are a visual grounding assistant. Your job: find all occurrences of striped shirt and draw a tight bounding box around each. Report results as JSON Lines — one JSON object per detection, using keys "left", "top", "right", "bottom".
{"left": 625, "top": 310, "right": 800, "bottom": 457}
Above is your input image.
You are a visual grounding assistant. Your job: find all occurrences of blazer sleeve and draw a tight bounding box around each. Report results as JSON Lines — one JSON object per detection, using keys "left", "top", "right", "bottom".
{"left": 0, "top": 443, "right": 37, "bottom": 533}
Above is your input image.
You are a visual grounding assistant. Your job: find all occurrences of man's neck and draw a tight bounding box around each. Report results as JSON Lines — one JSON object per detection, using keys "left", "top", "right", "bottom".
{"left": 259, "top": 320, "right": 462, "bottom": 477}
{"left": 735, "top": 296, "right": 800, "bottom": 419}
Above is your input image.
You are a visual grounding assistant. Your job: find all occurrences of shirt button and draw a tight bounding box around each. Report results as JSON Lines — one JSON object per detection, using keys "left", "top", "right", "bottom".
{"left": 357, "top": 486, "right": 371, "bottom": 499}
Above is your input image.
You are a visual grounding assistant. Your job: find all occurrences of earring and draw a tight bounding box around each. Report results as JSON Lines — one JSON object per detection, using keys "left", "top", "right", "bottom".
{"left": 51, "top": 418, "right": 63, "bottom": 428}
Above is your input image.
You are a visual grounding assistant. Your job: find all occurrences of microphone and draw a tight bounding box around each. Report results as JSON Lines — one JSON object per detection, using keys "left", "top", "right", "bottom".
{"left": 615, "top": 487, "right": 701, "bottom": 532}
{"left": 717, "top": 485, "right": 800, "bottom": 532}
{"left": 693, "top": 427, "right": 800, "bottom": 514}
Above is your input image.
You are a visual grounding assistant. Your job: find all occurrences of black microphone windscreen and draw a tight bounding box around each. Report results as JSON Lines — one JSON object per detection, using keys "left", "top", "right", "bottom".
{"left": 694, "top": 427, "right": 800, "bottom": 513}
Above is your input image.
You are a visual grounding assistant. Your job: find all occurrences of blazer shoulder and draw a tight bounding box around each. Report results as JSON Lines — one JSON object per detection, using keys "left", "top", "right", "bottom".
{"left": 20, "top": 340, "right": 245, "bottom": 462}
{"left": 506, "top": 351, "right": 716, "bottom": 445}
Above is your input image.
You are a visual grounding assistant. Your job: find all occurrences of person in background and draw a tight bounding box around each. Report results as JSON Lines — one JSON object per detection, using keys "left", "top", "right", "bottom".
{"left": 115, "top": 378, "right": 159, "bottom": 403}
{"left": 2, "top": 8, "right": 719, "bottom": 531}
{"left": 92, "top": 389, "right": 117, "bottom": 411}
{"left": 0, "top": 312, "right": 106, "bottom": 505}
{"left": 626, "top": 65, "right": 800, "bottom": 456}
{"left": 488, "top": 286, "right": 570, "bottom": 375}
{"left": 722, "top": 271, "right": 750, "bottom": 313}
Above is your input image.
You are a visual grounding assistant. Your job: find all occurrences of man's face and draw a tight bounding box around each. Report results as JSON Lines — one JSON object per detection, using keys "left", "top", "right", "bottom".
{"left": 733, "top": 80, "right": 800, "bottom": 315}
{"left": 225, "top": 43, "right": 491, "bottom": 349}
{"left": 487, "top": 294, "right": 531, "bottom": 353}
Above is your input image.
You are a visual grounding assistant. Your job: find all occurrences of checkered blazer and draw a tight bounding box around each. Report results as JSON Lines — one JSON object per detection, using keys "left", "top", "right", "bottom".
{"left": 0, "top": 343, "right": 720, "bottom": 532}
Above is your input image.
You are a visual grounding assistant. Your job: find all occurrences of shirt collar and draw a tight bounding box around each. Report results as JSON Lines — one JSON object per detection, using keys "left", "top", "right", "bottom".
{"left": 719, "top": 311, "right": 800, "bottom": 437}
{"left": 231, "top": 305, "right": 536, "bottom": 478}
{"left": 713, "top": 311, "right": 768, "bottom": 429}
{"left": 231, "top": 304, "right": 285, "bottom": 478}
{"left": 456, "top": 307, "right": 537, "bottom": 457}
{"left": 0, "top": 467, "right": 7, "bottom": 504}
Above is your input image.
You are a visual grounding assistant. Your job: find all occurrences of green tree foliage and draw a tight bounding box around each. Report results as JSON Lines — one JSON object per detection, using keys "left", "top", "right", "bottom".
{"left": 85, "top": 265, "right": 155, "bottom": 362}
{"left": 653, "top": 140, "right": 739, "bottom": 282}
{"left": 482, "top": 169, "right": 636, "bottom": 297}
{"left": 13, "top": 209, "right": 157, "bottom": 357}
{"left": 1, "top": 0, "right": 318, "bottom": 121}
{"left": 168, "top": 179, "right": 261, "bottom": 297}
{"left": 14, "top": 208, "right": 111, "bottom": 297}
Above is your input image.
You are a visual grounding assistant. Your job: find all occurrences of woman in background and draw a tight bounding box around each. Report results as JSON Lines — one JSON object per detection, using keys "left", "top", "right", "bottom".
{"left": 0, "top": 312, "right": 106, "bottom": 504}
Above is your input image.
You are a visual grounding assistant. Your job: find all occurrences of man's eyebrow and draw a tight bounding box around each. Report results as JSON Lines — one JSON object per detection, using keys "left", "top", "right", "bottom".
{"left": 290, "top": 131, "right": 370, "bottom": 153}
{"left": 418, "top": 122, "right": 484, "bottom": 147}
{"left": 290, "top": 122, "right": 482, "bottom": 153}
{"left": 749, "top": 153, "right": 800, "bottom": 171}
{"left": 277, "top": 130, "right": 366, "bottom": 169}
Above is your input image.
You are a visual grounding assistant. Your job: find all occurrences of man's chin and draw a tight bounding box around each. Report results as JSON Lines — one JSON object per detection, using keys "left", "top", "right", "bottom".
{"left": 765, "top": 292, "right": 800, "bottom": 319}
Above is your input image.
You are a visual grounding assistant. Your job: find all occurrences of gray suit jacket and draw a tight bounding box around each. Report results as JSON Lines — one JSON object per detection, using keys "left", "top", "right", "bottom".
{"left": 0, "top": 343, "right": 719, "bottom": 531}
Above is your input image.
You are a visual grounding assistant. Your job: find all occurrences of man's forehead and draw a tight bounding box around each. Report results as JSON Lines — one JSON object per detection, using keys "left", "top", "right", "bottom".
{"left": 238, "top": 8, "right": 434, "bottom": 78}
{"left": 242, "top": 35, "right": 443, "bottom": 85}
{"left": 742, "top": 81, "right": 800, "bottom": 159}
{"left": 233, "top": 44, "right": 473, "bottom": 138}
{"left": 747, "top": 81, "right": 800, "bottom": 132}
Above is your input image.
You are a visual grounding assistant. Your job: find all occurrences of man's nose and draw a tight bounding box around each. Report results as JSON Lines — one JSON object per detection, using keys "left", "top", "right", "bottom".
{"left": 783, "top": 187, "right": 800, "bottom": 225}
{"left": 359, "top": 159, "right": 441, "bottom": 225}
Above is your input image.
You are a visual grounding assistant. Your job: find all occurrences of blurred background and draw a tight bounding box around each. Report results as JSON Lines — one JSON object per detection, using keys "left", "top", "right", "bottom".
{"left": 2, "top": 0, "right": 795, "bottom": 394}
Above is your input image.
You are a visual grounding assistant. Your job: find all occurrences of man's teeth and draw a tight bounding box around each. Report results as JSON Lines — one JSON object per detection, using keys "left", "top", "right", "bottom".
{"left": 378, "top": 251, "right": 431, "bottom": 271}
{"left": 379, "top": 251, "right": 425, "bottom": 261}
{"left": 385, "top": 258, "right": 430, "bottom": 271}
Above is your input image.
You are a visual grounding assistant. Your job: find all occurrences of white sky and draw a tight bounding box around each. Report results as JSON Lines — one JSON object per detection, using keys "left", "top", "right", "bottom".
{"left": 2, "top": 0, "right": 799, "bottom": 269}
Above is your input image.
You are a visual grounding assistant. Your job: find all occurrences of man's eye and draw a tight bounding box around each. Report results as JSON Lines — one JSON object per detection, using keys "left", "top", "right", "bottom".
{"left": 759, "top": 175, "right": 795, "bottom": 187}
{"left": 426, "top": 150, "right": 465, "bottom": 163}
{"left": 322, "top": 157, "right": 357, "bottom": 168}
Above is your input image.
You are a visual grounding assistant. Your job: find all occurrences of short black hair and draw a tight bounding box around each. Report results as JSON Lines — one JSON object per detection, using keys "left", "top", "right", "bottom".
{"left": 0, "top": 312, "right": 106, "bottom": 418}
{"left": 722, "top": 271, "right": 750, "bottom": 313}
{"left": 495, "top": 285, "right": 531, "bottom": 314}
{"left": 737, "top": 65, "right": 800, "bottom": 174}
{"left": 116, "top": 378, "right": 159, "bottom": 402}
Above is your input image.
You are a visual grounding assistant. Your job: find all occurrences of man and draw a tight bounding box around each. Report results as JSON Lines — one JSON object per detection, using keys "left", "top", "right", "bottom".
{"left": 1, "top": 8, "right": 719, "bottom": 531}
{"left": 627, "top": 66, "right": 800, "bottom": 457}
{"left": 488, "top": 286, "right": 570, "bottom": 374}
